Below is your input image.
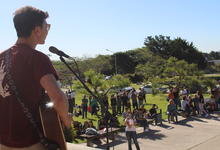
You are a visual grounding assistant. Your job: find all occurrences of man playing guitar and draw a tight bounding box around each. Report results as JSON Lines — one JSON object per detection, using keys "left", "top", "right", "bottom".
{"left": 0, "top": 6, "right": 72, "bottom": 150}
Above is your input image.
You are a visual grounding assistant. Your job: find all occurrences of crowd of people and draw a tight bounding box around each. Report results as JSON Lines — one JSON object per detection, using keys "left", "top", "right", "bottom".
{"left": 166, "top": 87, "right": 220, "bottom": 123}
{"left": 67, "top": 88, "right": 147, "bottom": 118}
{"left": 67, "top": 86, "right": 220, "bottom": 150}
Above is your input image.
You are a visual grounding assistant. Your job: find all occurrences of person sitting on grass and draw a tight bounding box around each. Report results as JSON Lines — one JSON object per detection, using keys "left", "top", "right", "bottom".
{"left": 149, "top": 104, "right": 159, "bottom": 125}
{"left": 139, "top": 105, "right": 147, "bottom": 114}
{"left": 110, "top": 116, "right": 120, "bottom": 128}
{"left": 88, "top": 120, "right": 96, "bottom": 129}
{"left": 167, "top": 99, "right": 178, "bottom": 123}
{"left": 180, "top": 96, "right": 191, "bottom": 117}
{"left": 74, "top": 104, "right": 82, "bottom": 117}
{"left": 82, "top": 121, "right": 90, "bottom": 134}
{"left": 73, "top": 121, "right": 83, "bottom": 136}
{"left": 84, "top": 120, "right": 99, "bottom": 136}
{"left": 122, "top": 107, "right": 131, "bottom": 120}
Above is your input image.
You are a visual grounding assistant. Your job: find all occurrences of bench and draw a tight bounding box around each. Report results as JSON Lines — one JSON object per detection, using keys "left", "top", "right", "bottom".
{"left": 79, "top": 127, "right": 121, "bottom": 146}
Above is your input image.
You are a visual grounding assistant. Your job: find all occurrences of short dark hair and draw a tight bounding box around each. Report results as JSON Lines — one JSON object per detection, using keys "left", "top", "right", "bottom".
{"left": 13, "top": 6, "right": 49, "bottom": 38}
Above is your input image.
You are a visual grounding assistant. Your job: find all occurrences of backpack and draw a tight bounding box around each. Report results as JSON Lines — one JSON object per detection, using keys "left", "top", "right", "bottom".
{"left": 85, "top": 128, "right": 99, "bottom": 135}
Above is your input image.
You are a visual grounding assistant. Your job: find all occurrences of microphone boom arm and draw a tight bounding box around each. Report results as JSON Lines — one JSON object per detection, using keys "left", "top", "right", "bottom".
{"left": 59, "top": 56, "right": 98, "bottom": 99}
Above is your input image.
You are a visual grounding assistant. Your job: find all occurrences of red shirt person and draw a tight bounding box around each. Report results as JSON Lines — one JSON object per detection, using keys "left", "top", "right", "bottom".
{"left": 0, "top": 6, "right": 71, "bottom": 149}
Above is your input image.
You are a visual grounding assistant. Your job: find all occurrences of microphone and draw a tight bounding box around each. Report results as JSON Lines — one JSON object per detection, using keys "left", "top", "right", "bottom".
{"left": 49, "top": 46, "right": 72, "bottom": 59}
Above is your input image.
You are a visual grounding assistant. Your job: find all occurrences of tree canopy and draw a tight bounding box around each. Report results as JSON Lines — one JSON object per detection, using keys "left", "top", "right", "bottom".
{"left": 144, "top": 35, "right": 207, "bottom": 69}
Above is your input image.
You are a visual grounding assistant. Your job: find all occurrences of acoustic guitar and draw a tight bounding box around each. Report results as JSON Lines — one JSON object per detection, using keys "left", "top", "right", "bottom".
{"left": 39, "top": 101, "right": 67, "bottom": 150}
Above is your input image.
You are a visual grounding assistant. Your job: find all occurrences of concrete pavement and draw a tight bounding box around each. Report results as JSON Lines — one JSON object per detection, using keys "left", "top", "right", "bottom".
{"left": 109, "top": 112, "right": 220, "bottom": 150}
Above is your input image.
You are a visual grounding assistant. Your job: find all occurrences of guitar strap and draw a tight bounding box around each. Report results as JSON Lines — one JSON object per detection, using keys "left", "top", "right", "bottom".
{"left": 4, "top": 50, "right": 60, "bottom": 150}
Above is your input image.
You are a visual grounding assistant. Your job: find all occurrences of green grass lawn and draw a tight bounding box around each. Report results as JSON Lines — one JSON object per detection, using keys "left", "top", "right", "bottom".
{"left": 73, "top": 89, "right": 211, "bottom": 124}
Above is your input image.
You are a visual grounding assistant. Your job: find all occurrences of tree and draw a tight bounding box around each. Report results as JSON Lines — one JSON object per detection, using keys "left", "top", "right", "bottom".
{"left": 77, "top": 55, "right": 112, "bottom": 75}
{"left": 52, "top": 60, "right": 74, "bottom": 88}
{"left": 135, "top": 55, "right": 166, "bottom": 80}
{"left": 72, "top": 69, "right": 131, "bottom": 114}
{"left": 144, "top": 35, "right": 207, "bottom": 69}
{"left": 204, "top": 51, "right": 220, "bottom": 60}
{"left": 113, "top": 52, "right": 136, "bottom": 74}
{"left": 163, "top": 57, "right": 202, "bottom": 87}
{"left": 144, "top": 35, "right": 172, "bottom": 57}
{"left": 110, "top": 47, "right": 152, "bottom": 75}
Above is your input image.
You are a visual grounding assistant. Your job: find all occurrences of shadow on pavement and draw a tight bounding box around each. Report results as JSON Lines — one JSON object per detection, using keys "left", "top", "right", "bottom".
{"left": 208, "top": 114, "right": 220, "bottom": 121}
{"left": 137, "top": 129, "right": 166, "bottom": 141}
{"left": 174, "top": 115, "right": 210, "bottom": 128}
{"left": 158, "top": 123, "right": 174, "bottom": 130}
{"left": 96, "top": 134, "right": 127, "bottom": 149}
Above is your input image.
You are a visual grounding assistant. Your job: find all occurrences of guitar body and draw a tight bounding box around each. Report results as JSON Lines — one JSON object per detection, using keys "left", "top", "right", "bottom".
{"left": 39, "top": 103, "right": 67, "bottom": 150}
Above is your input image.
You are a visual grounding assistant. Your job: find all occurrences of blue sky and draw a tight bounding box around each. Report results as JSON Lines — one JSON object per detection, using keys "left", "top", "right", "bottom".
{"left": 1, "top": 0, "right": 220, "bottom": 60}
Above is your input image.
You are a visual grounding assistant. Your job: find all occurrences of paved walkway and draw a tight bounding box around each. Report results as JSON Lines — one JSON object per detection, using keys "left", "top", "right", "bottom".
{"left": 110, "top": 112, "right": 220, "bottom": 150}
{"left": 75, "top": 112, "right": 220, "bottom": 150}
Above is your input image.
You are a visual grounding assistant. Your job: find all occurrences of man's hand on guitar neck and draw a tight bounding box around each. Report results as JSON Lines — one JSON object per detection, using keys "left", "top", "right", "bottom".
{"left": 40, "top": 74, "right": 73, "bottom": 129}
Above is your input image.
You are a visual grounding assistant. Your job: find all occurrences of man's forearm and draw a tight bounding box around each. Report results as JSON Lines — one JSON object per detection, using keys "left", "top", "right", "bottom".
{"left": 40, "top": 74, "right": 72, "bottom": 128}
{"left": 53, "top": 92, "right": 71, "bottom": 128}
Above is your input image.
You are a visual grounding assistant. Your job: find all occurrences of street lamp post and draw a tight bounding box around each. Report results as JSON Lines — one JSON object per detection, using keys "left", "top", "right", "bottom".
{"left": 106, "top": 49, "right": 117, "bottom": 74}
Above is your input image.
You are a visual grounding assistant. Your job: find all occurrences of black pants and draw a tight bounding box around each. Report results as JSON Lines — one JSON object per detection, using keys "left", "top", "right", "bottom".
{"left": 122, "top": 102, "right": 127, "bottom": 112}
{"left": 68, "top": 99, "right": 74, "bottom": 113}
{"left": 168, "top": 112, "right": 178, "bottom": 123}
{"left": 132, "top": 102, "right": 138, "bottom": 110}
{"left": 117, "top": 104, "right": 122, "bottom": 114}
{"left": 126, "top": 131, "right": 140, "bottom": 150}
{"left": 82, "top": 106, "right": 87, "bottom": 118}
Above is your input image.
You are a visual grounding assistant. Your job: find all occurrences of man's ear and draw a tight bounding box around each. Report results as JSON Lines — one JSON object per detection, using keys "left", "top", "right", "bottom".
{"left": 33, "top": 26, "right": 42, "bottom": 37}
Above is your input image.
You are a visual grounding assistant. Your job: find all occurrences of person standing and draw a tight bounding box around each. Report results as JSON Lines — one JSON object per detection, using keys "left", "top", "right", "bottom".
{"left": 90, "top": 96, "right": 98, "bottom": 116}
{"left": 125, "top": 112, "right": 140, "bottom": 150}
{"left": 131, "top": 90, "right": 138, "bottom": 110}
{"left": 0, "top": 6, "right": 71, "bottom": 150}
{"left": 70, "top": 90, "right": 76, "bottom": 107}
{"left": 167, "top": 99, "right": 178, "bottom": 123}
{"left": 138, "top": 88, "right": 145, "bottom": 107}
{"left": 67, "top": 89, "right": 74, "bottom": 114}
{"left": 110, "top": 94, "right": 117, "bottom": 116}
{"left": 116, "top": 93, "right": 122, "bottom": 114}
{"left": 197, "top": 91, "right": 209, "bottom": 117}
{"left": 81, "top": 95, "right": 88, "bottom": 118}
{"left": 193, "top": 94, "right": 200, "bottom": 115}
{"left": 121, "top": 92, "right": 128, "bottom": 112}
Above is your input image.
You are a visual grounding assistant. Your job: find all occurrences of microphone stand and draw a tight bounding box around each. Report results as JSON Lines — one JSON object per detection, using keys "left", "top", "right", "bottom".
{"left": 104, "top": 103, "right": 110, "bottom": 150}
{"left": 59, "top": 56, "right": 97, "bottom": 99}
{"left": 59, "top": 56, "right": 111, "bottom": 150}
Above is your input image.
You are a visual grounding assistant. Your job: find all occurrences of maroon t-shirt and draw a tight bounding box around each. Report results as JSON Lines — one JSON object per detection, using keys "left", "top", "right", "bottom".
{"left": 0, "top": 44, "right": 58, "bottom": 147}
